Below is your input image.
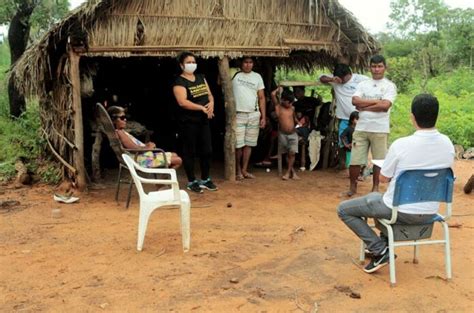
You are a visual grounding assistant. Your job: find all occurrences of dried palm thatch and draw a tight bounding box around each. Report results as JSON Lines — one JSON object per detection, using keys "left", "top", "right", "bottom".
{"left": 10, "top": 0, "right": 379, "bottom": 182}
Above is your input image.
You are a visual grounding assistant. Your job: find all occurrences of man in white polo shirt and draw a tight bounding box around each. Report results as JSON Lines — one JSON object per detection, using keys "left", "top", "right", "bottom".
{"left": 345, "top": 55, "right": 397, "bottom": 196}
{"left": 232, "top": 57, "right": 266, "bottom": 180}
{"left": 320, "top": 64, "right": 369, "bottom": 168}
{"left": 337, "top": 93, "right": 455, "bottom": 273}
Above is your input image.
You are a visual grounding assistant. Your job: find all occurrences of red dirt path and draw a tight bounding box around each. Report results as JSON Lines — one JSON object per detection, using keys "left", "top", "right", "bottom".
{"left": 1, "top": 160, "right": 473, "bottom": 312}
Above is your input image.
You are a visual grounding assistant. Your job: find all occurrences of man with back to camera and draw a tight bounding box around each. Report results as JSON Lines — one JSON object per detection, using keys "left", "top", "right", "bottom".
{"left": 232, "top": 57, "right": 266, "bottom": 180}
{"left": 344, "top": 55, "right": 397, "bottom": 196}
{"left": 337, "top": 93, "right": 455, "bottom": 273}
{"left": 319, "top": 64, "right": 369, "bottom": 169}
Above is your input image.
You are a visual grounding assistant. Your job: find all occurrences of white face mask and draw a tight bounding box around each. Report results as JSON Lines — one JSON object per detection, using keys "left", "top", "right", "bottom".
{"left": 183, "top": 63, "right": 197, "bottom": 74}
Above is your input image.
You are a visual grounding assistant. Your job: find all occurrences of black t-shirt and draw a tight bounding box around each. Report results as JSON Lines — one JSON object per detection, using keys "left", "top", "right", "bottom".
{"left": 174, "top": 74, "right": 210, "bottom": 122}
{"left": 340, "top": 125, "right": 355, "bottom": 150}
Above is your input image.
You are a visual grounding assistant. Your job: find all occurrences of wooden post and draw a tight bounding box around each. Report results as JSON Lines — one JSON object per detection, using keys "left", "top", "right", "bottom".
{"left": 322, "top": 96, "right": 337, "bottom": 169}
{"left": 69, "top": 47, "right": 87, "bottom": 190}
{"left": 218, "top": 56, "right": 236, "bottom": 181}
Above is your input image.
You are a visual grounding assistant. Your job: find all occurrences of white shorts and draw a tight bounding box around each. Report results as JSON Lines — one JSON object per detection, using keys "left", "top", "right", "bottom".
{"left": 236, "top": 111, "right": 261, "bottom": 148}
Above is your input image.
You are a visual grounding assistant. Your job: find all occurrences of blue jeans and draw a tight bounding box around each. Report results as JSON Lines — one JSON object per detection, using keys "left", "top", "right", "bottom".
{"left": 337, "top": 192, "right": 437, "bottom": 255}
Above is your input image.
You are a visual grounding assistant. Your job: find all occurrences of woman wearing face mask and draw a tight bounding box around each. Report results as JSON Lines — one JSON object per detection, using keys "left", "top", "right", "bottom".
{"left": 173, "top": 51, "right": 217, "bottom": 193}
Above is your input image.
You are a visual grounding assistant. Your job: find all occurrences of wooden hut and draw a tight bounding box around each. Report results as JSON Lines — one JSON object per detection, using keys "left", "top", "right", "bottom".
{"left": 11, "top": 0, "right": 378, "bottom": 190}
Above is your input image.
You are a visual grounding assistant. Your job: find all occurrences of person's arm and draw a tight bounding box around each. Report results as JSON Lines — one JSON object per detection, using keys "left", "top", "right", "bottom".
{"left": 352, "top": 96, "right": 379, "bottom": 108}
{"left": 258, "top": 89, "right": 266, "bottom": 128}
{"left": 378, "top": 141, "right": 399, "bottom": 183}
{"left": 116, "top": 130, "right": 146, "bottom": 150}
{"left": 319, "top": 74, "right": 341, "bottom": 84}
{"left": 358, "top": 100, "right": 392, "bottom": 112}
{"left": 379, "top": 174, "right": 391, "bottom": 183}
{"left": 204, "top": 79, "right": 215, "bottom": 119}
{"left": 173, "top": 85, "right": 209, "bottom": 114}
{"left": 270, "top": 87, "right": 282, "bottom": 116}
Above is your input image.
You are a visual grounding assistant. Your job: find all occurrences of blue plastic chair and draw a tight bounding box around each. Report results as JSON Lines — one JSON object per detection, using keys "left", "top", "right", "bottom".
{"left": 359, "top": 168, "right": 454, "bottom": 286}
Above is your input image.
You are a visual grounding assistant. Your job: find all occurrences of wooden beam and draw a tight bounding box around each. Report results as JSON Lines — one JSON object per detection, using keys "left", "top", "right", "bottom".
{"left": 107, "top": 13, "right": 332, "bottom": 28}
{"left": 283, "top": 38, "right": 335, "bottom": 46}
{"left": 85, "top": 45, "right": 291, "bottom": 54}
{"left": 68, "top": 47, "right": 87, "bottom": 191}
{"left": 218, "top": 56, "right": 236, "bottom": 181}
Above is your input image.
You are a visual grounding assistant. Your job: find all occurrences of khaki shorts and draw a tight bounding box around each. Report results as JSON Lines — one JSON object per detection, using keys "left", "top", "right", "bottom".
{"left": 350, "top": 131, "right": 388, "bottom": 166}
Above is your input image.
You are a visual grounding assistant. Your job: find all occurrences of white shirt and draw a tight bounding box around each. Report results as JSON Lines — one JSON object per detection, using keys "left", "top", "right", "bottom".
{"left": 232, "top": 71, "right": 265, "bottom": 112}
{"left": 321, "top": 73, "right": 369, "bottom": 120}
{"left": 353, "top": 78, "right": 397, "bottom": 133}
{"left": 382, "top": 129, "right": 455, "bottom": 214}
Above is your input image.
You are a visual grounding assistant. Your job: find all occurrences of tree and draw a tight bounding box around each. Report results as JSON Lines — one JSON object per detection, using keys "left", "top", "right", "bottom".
{"left": 0, "top": 0, "right": 69, "bottom": 118}
{"left": 385, "top": 0, "right": 473, "bottom": 82}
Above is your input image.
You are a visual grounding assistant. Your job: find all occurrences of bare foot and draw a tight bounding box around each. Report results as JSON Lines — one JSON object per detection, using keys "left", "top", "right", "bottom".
{"left": 292, "top": 173, "right": 300, "bottom": 180}
{"left": 282, "top": 174, "right": 290, "bottom": 180}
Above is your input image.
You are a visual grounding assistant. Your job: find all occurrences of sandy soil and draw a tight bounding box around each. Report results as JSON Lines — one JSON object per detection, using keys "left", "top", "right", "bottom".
{"left": 1, "top": 160, "right": 473, "bottom": 312}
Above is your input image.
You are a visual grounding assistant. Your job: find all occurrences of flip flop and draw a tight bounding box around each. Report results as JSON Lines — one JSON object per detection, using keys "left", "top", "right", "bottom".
{"left": 243, "top": 173, "right": 255, "bottom": 179}
{"left": 236, "top": 174, "right": 244, "bottom": 181}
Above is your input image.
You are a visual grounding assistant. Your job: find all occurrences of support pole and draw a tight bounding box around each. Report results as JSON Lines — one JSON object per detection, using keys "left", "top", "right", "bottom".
{"left": 322, "top": 96, "right": 337, "bottom": 169}
{"left": 69, "top": 47, "right": 87, "bottom": 190}
{"left": 218, "top": 56, "right": 236, "bottom": 181}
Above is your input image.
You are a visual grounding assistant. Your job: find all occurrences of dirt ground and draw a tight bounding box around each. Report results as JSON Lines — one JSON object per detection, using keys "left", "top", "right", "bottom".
{"left": 1, "top": 160, "right": 473, "bottom": 312}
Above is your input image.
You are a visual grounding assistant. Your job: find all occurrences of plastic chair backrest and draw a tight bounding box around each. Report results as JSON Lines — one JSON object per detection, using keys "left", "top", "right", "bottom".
{"left": 122, "top": 154, "right": 147, "bottom": 197}
{"left": 392, "top": 168, "right": 454, "bottom": 207}
{"left": 95, "top": 103, "right": 127, "bottom": 165}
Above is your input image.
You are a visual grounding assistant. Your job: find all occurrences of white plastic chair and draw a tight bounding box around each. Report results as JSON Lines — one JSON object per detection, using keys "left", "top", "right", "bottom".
{"left": 122, "top": 154, "right": 190, "bottom": 252}
{"left": 360, "top": 168, "right": 454, "bottom": 286}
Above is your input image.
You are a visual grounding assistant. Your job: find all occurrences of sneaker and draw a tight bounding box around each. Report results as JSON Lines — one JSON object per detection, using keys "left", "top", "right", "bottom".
{"left": 187, "top": 181, "right": 203, "bottom": 194}
{"left": 199, "top": 178, "right": 218, "bottom": 191}
{"left": 363, "top": 247, "right": 390, "bottom": 273}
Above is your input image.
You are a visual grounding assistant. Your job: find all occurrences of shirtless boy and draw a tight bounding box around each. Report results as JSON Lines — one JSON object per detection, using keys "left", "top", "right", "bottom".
{"left": 271, "top": 87, "right": 300, "bottom": 180}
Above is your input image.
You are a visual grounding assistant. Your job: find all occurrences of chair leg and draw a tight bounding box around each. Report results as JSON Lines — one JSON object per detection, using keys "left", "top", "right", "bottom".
{"left": 126, "top": 175, "right": 133, "bottom": 209}
{"left": 359, "top": 240, "right": 366, "bottom": 264}
{"left": 137, "top": 205, "right": 152, "bottom": 251}
{"left": 180, "top": 195, "right": 191, "bottom": 252}
{"left": 413, "top": 242, "right": 419, "bottom": 264}
{"left": 442, "top": 221, "right": 452, "bottom": 280}
{"left": 300, "top": 143, "right": 306, "bottom": 169}
{"left": 115, "top": 165, "right": 123, "bottom": 201}
{"left": 387, "top": 226, "right": 397, "bottom": 287}
{"left": 277, "top": 151, "right": 283, "bottom": 177}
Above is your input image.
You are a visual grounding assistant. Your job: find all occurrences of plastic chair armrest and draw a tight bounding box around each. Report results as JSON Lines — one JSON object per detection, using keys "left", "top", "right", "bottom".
{"left": 386, "top": 206, "right": 398, "bottom": 224}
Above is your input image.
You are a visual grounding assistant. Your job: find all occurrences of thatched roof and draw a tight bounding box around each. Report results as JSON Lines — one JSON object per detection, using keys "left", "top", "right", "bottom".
{"left": 12, "top": 0, "right": 379, "bottom": 98}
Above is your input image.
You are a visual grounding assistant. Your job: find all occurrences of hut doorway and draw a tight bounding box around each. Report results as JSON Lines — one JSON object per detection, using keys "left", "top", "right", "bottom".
{"left": 81, "top": 56, "right": 226, "bottom": 176}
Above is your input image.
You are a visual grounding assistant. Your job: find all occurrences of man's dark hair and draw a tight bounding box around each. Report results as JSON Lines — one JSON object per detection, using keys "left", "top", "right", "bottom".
{"left": 293, "top": 86, "right": 305, "bottom": 92}
{"left": 411, "top": 94, "right": 439, "bottom": 128}
{"left": 370, "top": 55, "right": 386, "bottom": 66}
{"left": 177, "top": 51, "right": 195, "bottom": 64}
{"left": 349, "top": 111, "right": 359, "bottom": 124}
{"left": 281, "top": 89, "right": 295, "bottom": 103}
{"left": 333, "top": 64, "right": 351, "bottom": 79}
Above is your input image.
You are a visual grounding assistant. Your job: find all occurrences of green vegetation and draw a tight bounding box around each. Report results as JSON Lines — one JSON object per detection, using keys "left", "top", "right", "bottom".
{"left": 276, "top": 66, "right": 473, "bottom": 148}
{"left": 0, "top": 43, "right": 61, "bottom": 183}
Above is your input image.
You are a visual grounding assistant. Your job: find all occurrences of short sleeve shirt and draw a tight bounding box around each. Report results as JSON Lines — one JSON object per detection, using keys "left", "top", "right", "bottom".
{"left": 353, "top": 78, "right": 397, "bottom": 133}
{"left": 324, "top": 74, "right": 369, "bottom": 120}
{"left": 174, "top": 74, "right": 209, "bottom": 122}
{"left": 232, "top": 71, "right": 265, "bottom": 112}
{"left": 381, "top": 130, "right": 455, "bottom": 214}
